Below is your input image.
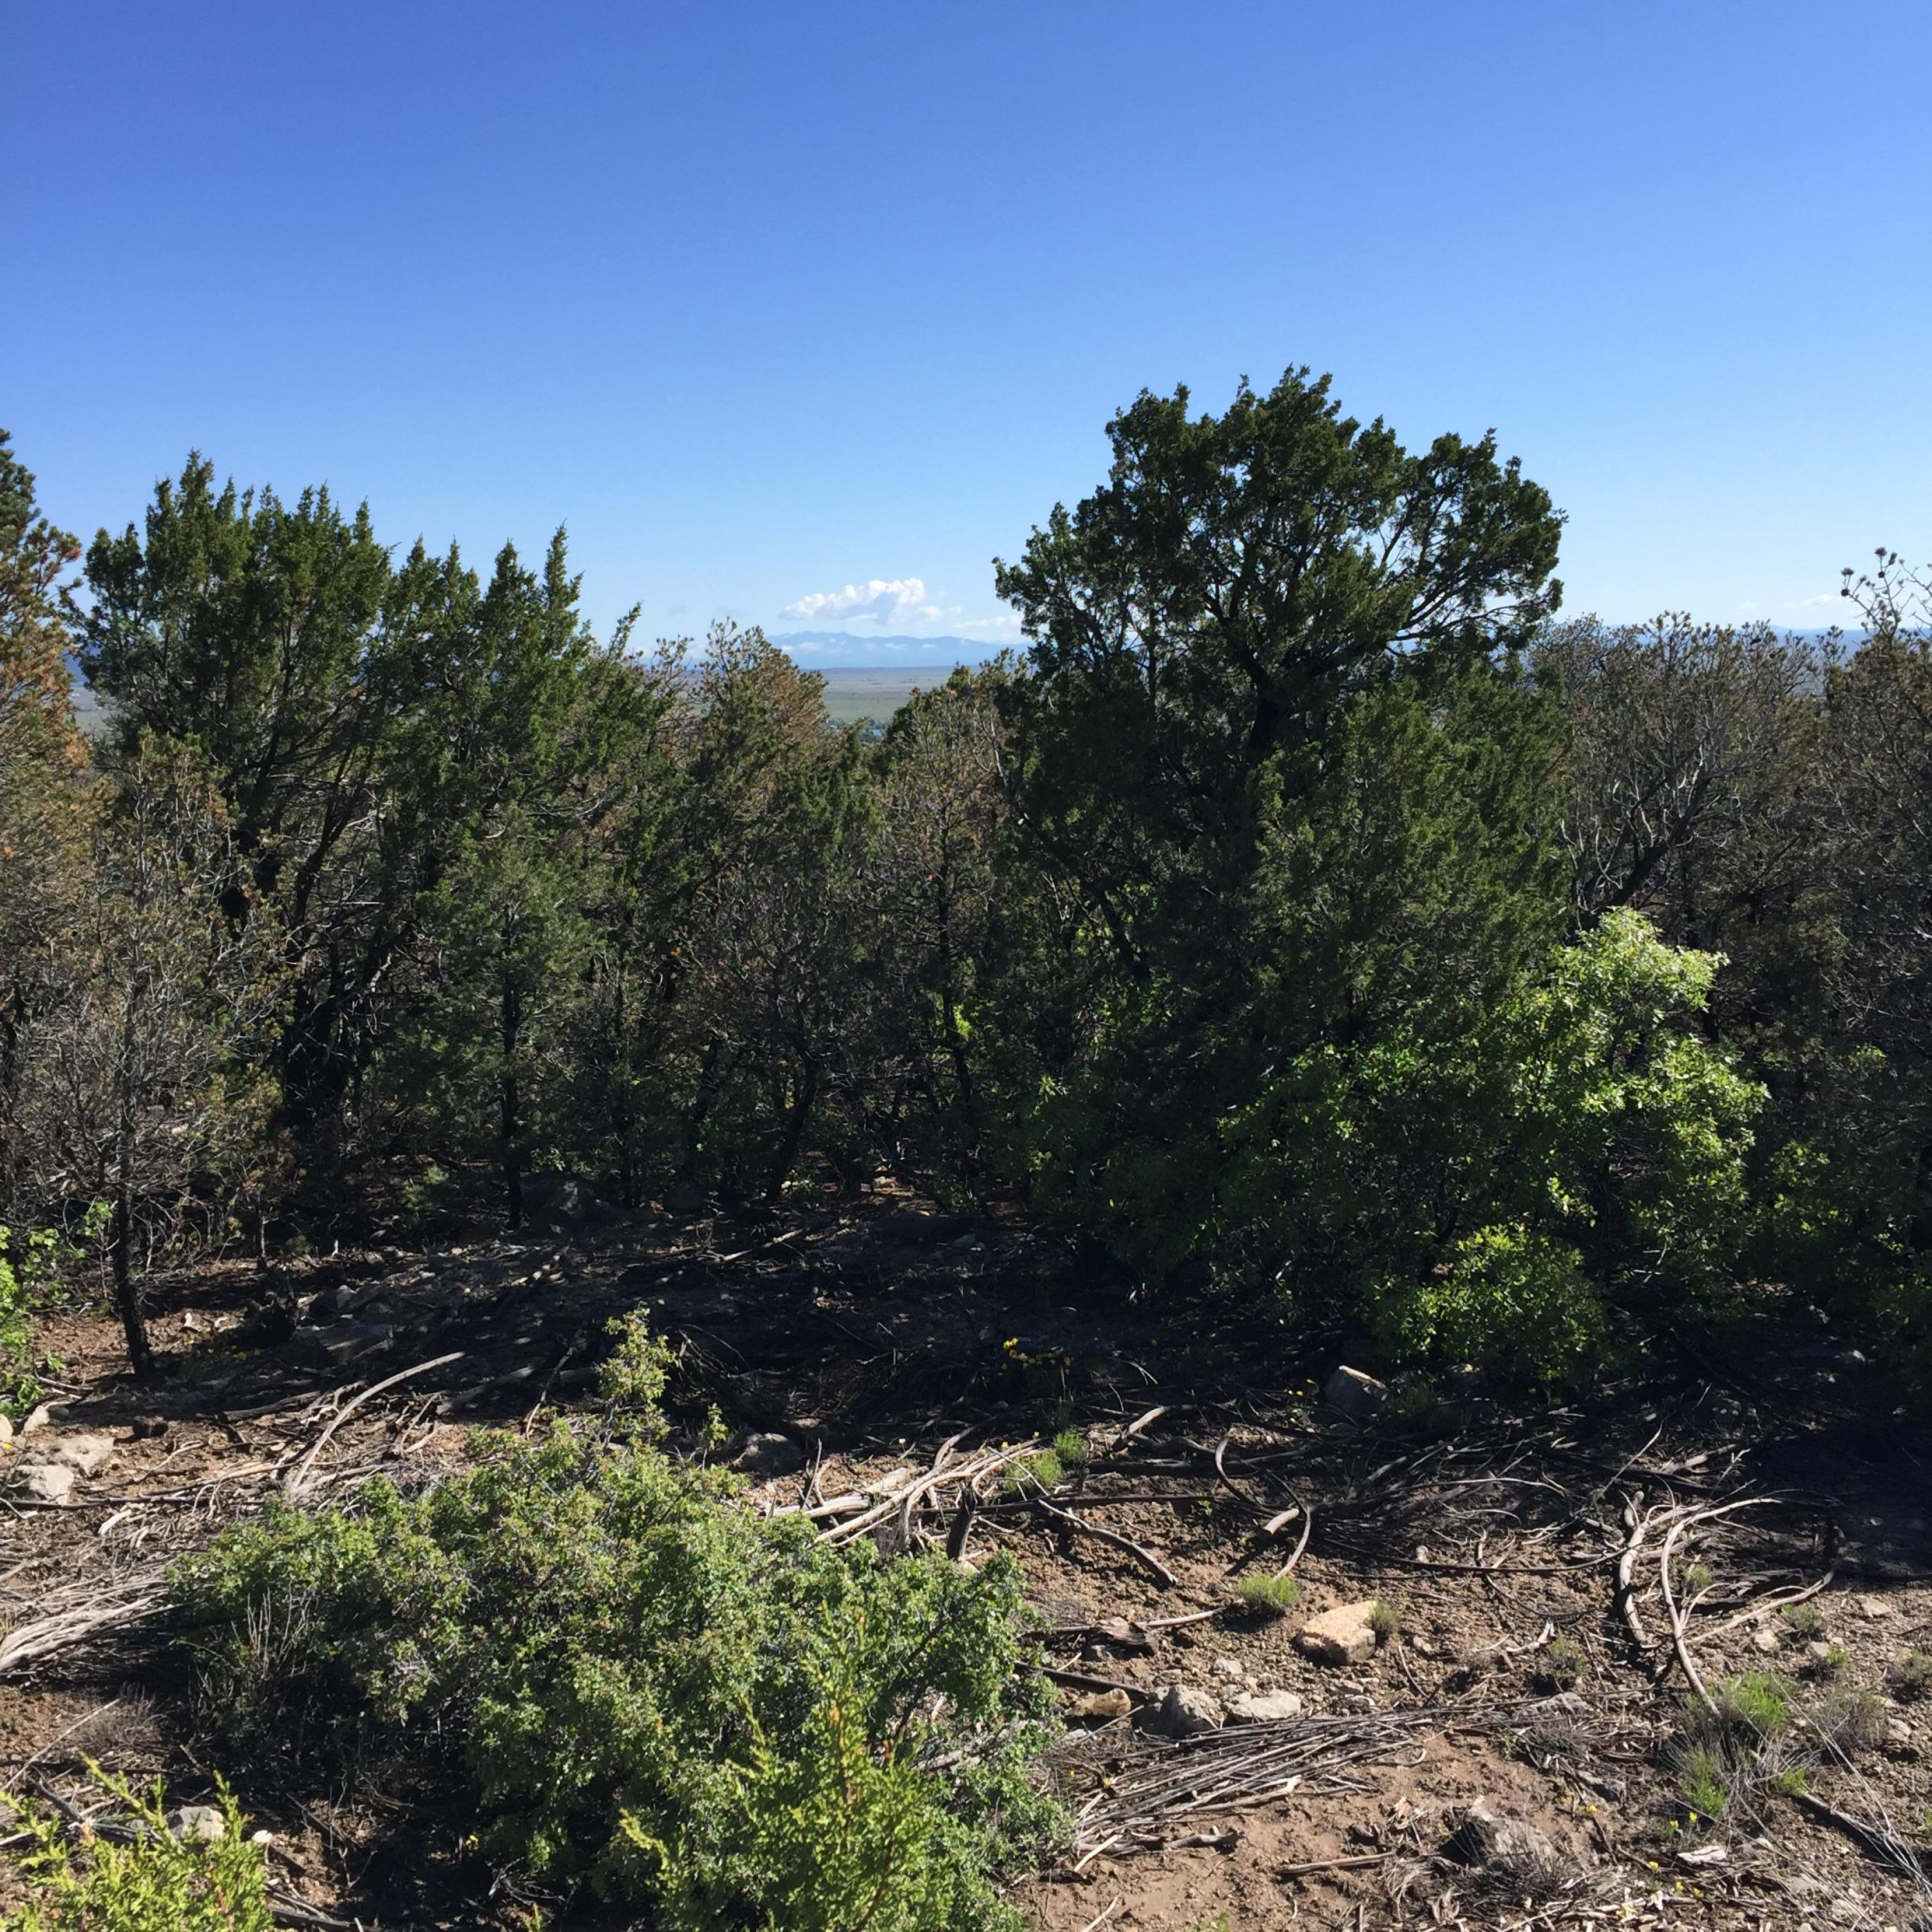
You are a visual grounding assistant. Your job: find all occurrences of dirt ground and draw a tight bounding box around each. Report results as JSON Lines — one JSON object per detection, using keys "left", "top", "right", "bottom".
{"left": 5, "top": 1189, "right": 1932, "bottom": 1929}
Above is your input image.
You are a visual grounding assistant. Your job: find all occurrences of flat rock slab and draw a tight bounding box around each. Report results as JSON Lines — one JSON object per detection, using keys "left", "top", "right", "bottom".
{"left": 1296, "top": 1600, "right": 1380, "bottom": 1665}
{"left": 38, "top": 1434, "right": 115, "bottom": 1477}
{"left": 8, "top": 1463, "right": 76, "bottom": 1505}
{"left": 1226, "top": 1689, "right": 1304, "bottom": 1721}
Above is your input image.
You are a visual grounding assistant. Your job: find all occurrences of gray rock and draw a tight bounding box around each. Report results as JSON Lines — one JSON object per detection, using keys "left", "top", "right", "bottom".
{"left": 1296, "top": 1600, "right": 1379, "bottom": 1665}
{"left": 1209, "top": 1655, "right": 1246, "bottom": 1681}
{"left": 1751, "top": 1624, "right": 1781, "bottom": 1654}
{"left": 167, "top": 1804, "right": 227, "bottom": 1843}
{"left": 18, "top": 1403, "right": 52, "bottom": 1436}
{"left": 1323, "top": 1365, "right": 1388, "bottom": 1424}
{"left": 9, "top": 1462, "right": 75, "bottom": 1505}
{"left": 41, "top": 1433, "right": 115, "bottom": 1477}
{"left": 1144, "top": 1684, "right": 1224, "bottom": 1737}
{"left": 1804, "top": 1639, "right": 1836, "bottom": 1668}
{"left": 527, "top": 1176, "right": 618, "bottom": 1232}
{"left": 733, "top": 1432, "right": 806, "bottom": 1477}
{"left": 0, "top": 1414, "right": 12, "bottom": 1446}
{"left": 1446, "top": 1798, "right": 1561, "bottom": 1875}
{"left": 1226, "top": 1689, "right": 1304, "bottom": 1722}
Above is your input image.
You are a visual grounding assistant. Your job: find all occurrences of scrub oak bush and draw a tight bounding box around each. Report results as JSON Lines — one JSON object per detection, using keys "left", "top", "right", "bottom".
{"left": 169, "top": 1426, "right": 1058, "bottom": 1931}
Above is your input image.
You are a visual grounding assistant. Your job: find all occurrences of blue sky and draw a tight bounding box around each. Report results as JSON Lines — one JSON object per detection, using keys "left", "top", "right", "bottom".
{"left": 6, "top": 2, "right": 1929, "bottom": 648}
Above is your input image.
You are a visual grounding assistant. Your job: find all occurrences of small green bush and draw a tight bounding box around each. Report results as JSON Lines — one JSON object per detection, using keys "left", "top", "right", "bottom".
{"left": 1713, "top": 1672, "right": 1791, "bottom": 1738}
{"left": 1676, "top": 1743, "right": 1727, "bottom": 1823}
{"left": 1050, "top": 1428, "right": 1089, "bottom": 1471}
{"left": 1668, "top": 1672, "right": 1802, "bottom": 1830}
{"left": 1, "top": 1772, "right": 270, "bottom": 1931}
{"left": 1367, "top": 1600, "right": 1400, "bottom": 1642}
{"left": 0, "top": 1223, "right": 73, "bottom": 1419}
{"left": 1536, "top": 1633, "right": 1583, "bottom": 1690}
{"left": 1001, "top": 1448, "right": 1062, "bottom": 1495}
{"left": 598, "top": 1309, "right": 674, "bottom": 1441}
{"left": 1779, "top": 1602, "right": 1825, "bottom": 1643}
{"left": 1889, "top": 1648, "right": 1932, "bottom": 1702}
{"left": 1233, "top": 1573, "right": 1301, "bottom": 1620}
{"left": 171, "top": 1416, "right": 1057, "bottom": 1932}
{"left": 1366, "top": 1224, "right": 1607, "bottom": 1390}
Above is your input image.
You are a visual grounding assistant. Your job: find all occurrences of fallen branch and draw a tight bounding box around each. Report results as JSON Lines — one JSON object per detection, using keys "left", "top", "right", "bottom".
{"left": 287, "top": 1352, "right": 465, "bottom": 1499}
{"left": 1789, "top": 1788, "right": 1931, "bottom": 1889}
{"left": 1278, "top": 1852, "right": 1392, "bottom": 1878}
{"left": 1032, "top": 1495, "right": 1178, "bottom": 1589}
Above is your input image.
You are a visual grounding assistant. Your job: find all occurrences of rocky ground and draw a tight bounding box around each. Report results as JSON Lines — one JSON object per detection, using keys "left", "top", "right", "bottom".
{"left": 5, "top": 1188, "right": 1932, "bottom": 1929}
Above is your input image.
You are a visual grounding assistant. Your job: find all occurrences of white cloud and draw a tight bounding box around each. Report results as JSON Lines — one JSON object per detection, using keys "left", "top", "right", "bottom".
{"left": 956, "top": 612, "right": 1023, "bottom": 638}
{"left": 780, "top": 577, "right": 942, "bottom": 626}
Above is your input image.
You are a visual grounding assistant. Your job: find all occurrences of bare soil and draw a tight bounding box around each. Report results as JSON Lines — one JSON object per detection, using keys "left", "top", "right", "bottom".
{"left": 6, "top": 1191, "right": 1932, "bottom": 1929}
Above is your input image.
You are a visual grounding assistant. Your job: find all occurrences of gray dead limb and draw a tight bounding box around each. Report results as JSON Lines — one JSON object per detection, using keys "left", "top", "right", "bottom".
{"left": 1057, "top": 1700, "right": 1518, "bottom": 1862}
{"left": 286, "top": 1351, "right": 465, "bottom": 1498}
{"left": 0, "top": 1568, "right": 171, "bottom": 1676}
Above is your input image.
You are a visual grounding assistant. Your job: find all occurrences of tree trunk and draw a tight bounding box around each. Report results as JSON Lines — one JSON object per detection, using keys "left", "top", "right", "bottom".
{"left": 110, "top": 1153, "right": 153, "bottom": 1380}
{"left": 766, "top": 1057, "right": 819, "bottom": 1201}
{"left": 500, "top": 973, "right": 524, "bottom": 1227}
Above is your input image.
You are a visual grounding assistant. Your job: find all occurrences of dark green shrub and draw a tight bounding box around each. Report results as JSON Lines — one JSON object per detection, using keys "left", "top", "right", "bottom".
{"left": 171, "top": 1428, "right": 1058, "bottom": 1931}
{"left": 1, "top": 1772, "right": 270, "bottom": 1931}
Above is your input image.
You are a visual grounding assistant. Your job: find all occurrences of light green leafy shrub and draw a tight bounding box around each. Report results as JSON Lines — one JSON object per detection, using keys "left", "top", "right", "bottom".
{"left": 1001, "top": 1448, "right": 1062, "bottom": 1495}
{"left": 1367, "top": 1224, "right": 1605, "bottom": 1389}
{"left": 0, "top": 1224, "right": 69, "bottom": 1418}
{"left": 1, "top": 1772, "right": 270, "bottom": 1931}
{"left": 170, "top": 1424, "right": 1057, "bottom": 1932}
{"left": 1265, "top": 910, "right": 1756, "bottom": 1387}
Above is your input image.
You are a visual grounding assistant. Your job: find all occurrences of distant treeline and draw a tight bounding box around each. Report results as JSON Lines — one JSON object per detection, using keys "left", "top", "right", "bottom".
{"left": 5, "top": 371, "right": 1932, "bottom": 1392}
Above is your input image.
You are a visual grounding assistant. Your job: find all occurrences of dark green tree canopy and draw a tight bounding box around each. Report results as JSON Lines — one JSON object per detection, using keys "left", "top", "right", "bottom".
{"left": 994, "top": 368, "right": 1564, "bottom": 922}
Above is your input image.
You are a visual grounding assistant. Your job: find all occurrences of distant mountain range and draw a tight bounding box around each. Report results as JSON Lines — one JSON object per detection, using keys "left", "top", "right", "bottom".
{"left": 770, "top": 632, "right": 999, "bottom": 668}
